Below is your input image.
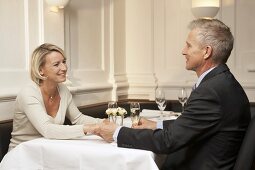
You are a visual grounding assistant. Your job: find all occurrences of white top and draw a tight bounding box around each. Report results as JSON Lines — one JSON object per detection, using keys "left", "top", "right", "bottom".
{"left": 9, "top": 81, "right": 101, "bottom": 150}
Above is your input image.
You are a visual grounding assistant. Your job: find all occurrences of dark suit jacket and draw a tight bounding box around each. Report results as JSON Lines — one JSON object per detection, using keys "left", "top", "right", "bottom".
{"left": 117, "top": 64, "right": 251, "bottom": 170}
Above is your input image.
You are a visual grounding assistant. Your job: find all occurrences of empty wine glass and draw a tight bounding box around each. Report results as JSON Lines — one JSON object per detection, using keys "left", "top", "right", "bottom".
{"left": 178, "top": 88, "right": 187, "bottom": 113}
{"left": 107, "top": 101, "right": 118, "bottom": 121}
{"left": 108, "top": 101, "right": 118, "bottom": 109}
{"left": 155, "top": 88, "right": 167, "bottom": 120}
{"left": 130, "top": 102, "right": 140, "bottom": 125}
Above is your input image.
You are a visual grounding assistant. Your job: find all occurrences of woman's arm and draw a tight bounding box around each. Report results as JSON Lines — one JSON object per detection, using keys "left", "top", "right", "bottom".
{"left": 18, "top": 86, "right": 85, "bottom": 139}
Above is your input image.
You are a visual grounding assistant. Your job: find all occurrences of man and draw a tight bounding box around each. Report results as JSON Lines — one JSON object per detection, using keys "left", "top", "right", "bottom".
{"left": 98, "top": 19, "right": 251, "bottom": 170}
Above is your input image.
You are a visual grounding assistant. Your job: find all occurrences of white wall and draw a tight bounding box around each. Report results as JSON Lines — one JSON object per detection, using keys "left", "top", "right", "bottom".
{"left": 0, "top": 0, "right": 254, "bottom": 121}
{"left": 0, "top": 0, "right": 71, "bottom": 120}
{"left": 124, "top": 0, "right": 157, "bottom": 100}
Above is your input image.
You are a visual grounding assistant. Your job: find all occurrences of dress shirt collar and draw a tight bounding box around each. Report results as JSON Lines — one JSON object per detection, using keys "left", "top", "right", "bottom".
{"left": 196, "top": 66, "right": 216, "bottom": 88}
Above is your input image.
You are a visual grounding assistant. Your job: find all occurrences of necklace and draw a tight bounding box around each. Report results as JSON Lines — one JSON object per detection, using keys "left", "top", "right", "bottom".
{"left": 49, "top": 92, "right": 57, "bottom": 102}
{"left": 49, "top": 96, "right": 54, "bottom": 102}
{"left": 40, "top": 86, "right": 58, "bottom": 102}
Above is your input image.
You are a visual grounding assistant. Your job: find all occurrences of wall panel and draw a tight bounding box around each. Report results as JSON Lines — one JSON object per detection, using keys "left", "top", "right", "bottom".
{"left": 154, "top": 0, "right": 196, "bottom": 86}
{"left": 235, "top": 0, "right": 255, "bottom": 82}
{"left": 65, "top": 0, "right": 110, "bottom": 85}
{"left": 0, "top": 0, "right": 26, "bottom": 70}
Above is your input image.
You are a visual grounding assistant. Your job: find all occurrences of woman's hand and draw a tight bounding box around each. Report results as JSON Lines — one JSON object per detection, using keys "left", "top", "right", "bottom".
{"left": 83, "top": 124, "right": 100, "bottom": 135}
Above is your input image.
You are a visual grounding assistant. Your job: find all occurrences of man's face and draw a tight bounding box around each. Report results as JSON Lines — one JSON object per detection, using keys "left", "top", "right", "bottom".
{"left": 182, "top": 29, "right": 206, "bottom": 72}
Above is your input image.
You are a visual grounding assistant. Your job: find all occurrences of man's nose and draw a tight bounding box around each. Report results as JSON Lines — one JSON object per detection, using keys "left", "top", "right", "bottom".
{"left": 182, "top": 47, "right": 186, "bottom": 55}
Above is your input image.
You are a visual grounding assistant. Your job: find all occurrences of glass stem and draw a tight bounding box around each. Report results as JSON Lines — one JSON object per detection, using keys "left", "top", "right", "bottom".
{"left": 182, "top": 103, "right": 184, "bottom": 113}
{"left": 160, "top": 110, "right": 163, "bottom": 119}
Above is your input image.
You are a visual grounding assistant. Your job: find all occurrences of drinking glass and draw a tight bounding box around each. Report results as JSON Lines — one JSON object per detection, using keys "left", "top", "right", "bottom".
{"left": 107, "top": 101, "right": 118, "bottom": 121}
{"left": 108, "top": 101, "right": 118, "bottom": 109}
{"left": 155, "top": 88, "right": 167, "bottom": 120}
{"left": 130, "top": 102, "right": 140, "bottom": 125}
{"left": 178, "top": 88, "right": 188, "bottom": 113}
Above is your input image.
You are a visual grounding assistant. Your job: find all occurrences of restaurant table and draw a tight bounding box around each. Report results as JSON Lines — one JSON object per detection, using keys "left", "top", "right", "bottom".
{"left": 0, "top": 135, "right": 159, "bottom": 170}
{"left": 0, "top": 110, "right": 179, "bottom": 170}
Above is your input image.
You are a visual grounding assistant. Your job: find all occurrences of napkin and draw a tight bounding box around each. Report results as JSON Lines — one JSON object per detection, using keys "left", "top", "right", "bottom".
{"left": 141, "top": 109, "right": 181, "bottom": 118}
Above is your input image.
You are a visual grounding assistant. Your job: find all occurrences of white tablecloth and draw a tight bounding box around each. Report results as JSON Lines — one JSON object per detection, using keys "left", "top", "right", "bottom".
{"left": 1, "top": 110, "right": 178, "bottom": 170}
{"left": 0, "top": 135, "right": 159, "bottom": 170}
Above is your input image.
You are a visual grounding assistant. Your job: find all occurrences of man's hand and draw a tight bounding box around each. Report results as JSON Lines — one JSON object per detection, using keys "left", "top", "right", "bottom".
{"left": 132, "top": 117, "right": 157, "bottom": 130}
{"left": 97, "top": 120, "right": 118, "bottom": 143}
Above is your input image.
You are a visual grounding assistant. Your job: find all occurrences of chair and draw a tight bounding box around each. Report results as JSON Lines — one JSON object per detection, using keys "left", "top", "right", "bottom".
{"left": 233, "top": 116, "right": 255, "bottom": 170}
{"left": 0, "top": 120, "right": 13, "bottom": 162}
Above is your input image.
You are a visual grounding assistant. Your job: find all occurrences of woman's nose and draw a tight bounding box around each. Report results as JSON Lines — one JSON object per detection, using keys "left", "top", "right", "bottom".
{"left": 60, "top": 63, "right": 67, "bottom": 70}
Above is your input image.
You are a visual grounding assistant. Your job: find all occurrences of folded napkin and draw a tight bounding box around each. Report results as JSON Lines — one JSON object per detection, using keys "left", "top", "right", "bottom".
{"left": 141, "top": 109, "right": 181, "bottom": 118}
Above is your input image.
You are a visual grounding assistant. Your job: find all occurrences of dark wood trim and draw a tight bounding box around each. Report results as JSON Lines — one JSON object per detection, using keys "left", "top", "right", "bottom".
{"left": 0, "top": 119, "right": 13, "bottom": 124}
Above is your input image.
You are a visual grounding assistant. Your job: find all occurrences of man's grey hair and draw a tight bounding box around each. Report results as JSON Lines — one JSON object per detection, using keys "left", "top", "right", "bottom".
{"left": 188, "top": 18, "right": 234, "bottom": 64}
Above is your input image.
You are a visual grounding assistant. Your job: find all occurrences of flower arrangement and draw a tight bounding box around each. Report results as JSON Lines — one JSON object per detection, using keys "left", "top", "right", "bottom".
{"left": 106, "top": 107, "right": 127, "bottom": 126}
{"left": 105, "top": 107, "right": 127, "bottom": 116}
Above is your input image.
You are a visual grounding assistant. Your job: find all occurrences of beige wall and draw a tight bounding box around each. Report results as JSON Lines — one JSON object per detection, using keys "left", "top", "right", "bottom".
{"left": 0, "top": 0, "right": 254, "bottom": 120}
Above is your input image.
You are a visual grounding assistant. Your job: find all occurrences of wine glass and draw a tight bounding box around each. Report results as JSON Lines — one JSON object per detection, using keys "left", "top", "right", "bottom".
{"left": 130, "top": 102, "right": 140, "bottom": 125}
{"left": 178, "top": 88, "right": 187, "bottom": 113}
{"left": 155, "top": 88, "right": 167, "bottom": 120}
{"left": 108, "top": 101, "right": 118, "bottom": 109}
{"left": 107, "top": 101, "right": 118, "bottom": 121}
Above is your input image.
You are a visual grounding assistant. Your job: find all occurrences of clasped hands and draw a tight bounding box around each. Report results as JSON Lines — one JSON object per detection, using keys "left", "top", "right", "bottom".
{"left": 85, "top": 118, "right": 157, "bottom": 143}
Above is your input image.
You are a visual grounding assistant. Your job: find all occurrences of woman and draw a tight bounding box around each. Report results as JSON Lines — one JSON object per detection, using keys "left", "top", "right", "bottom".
{"left": 9, "top": 43, "right": 101, "bottom": 150}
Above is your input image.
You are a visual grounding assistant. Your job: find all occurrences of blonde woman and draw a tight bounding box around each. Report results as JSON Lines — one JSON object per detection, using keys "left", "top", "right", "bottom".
{"left": 9, "top": 43, "right": 101, "bottom": 150}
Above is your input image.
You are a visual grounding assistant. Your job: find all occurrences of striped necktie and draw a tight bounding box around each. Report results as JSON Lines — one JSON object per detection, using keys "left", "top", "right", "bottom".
{"left": 192, "top": 83, "right": 197, "bottom": 91}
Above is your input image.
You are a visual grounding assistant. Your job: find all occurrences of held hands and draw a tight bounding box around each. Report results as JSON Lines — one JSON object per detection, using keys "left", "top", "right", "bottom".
{"left": 83, "top": 119, "right": 110, "bottom": 136}
{"left": 88, "top": 117, "right": 157, "bottom": 143}
{"left": 96, "top": 119, "right": 118, "bottom": 143}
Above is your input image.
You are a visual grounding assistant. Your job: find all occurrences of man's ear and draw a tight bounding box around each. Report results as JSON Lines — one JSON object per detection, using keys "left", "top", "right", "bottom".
{"left": 204, "top": 46, "right": 212, "bottom": 60}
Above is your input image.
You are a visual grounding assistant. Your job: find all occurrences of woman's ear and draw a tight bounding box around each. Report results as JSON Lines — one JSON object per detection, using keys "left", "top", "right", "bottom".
{"left": 204, "top": 46, "right": 212, "bottom": 60}
{"left": 39, "top": 69, "right": 44, "bottom": 76}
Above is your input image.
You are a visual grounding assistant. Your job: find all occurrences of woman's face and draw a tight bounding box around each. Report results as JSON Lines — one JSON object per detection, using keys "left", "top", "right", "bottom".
{"left": 40, "top": 51, "right": 67, "bottom": 84}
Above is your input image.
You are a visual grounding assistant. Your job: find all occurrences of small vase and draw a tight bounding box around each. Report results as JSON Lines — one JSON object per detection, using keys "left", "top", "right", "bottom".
{"left": 108, "top": 115, "right": 123, "bottom": 126}
{"left": 115, "top": 115, "right": 124, "bottom": 126}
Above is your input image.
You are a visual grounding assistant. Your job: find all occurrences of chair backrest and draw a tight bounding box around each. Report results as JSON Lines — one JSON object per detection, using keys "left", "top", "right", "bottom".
{"left": 233, "top": 116, "right": 255, "bottom": 170}
{"left": 0, "top": 119, "right": 13, "bottom": 162}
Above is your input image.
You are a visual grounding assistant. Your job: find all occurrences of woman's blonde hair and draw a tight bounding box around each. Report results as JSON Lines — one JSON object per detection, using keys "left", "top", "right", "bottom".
{"left": 30, "top": 43, "right": 66, "bottom": 85}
